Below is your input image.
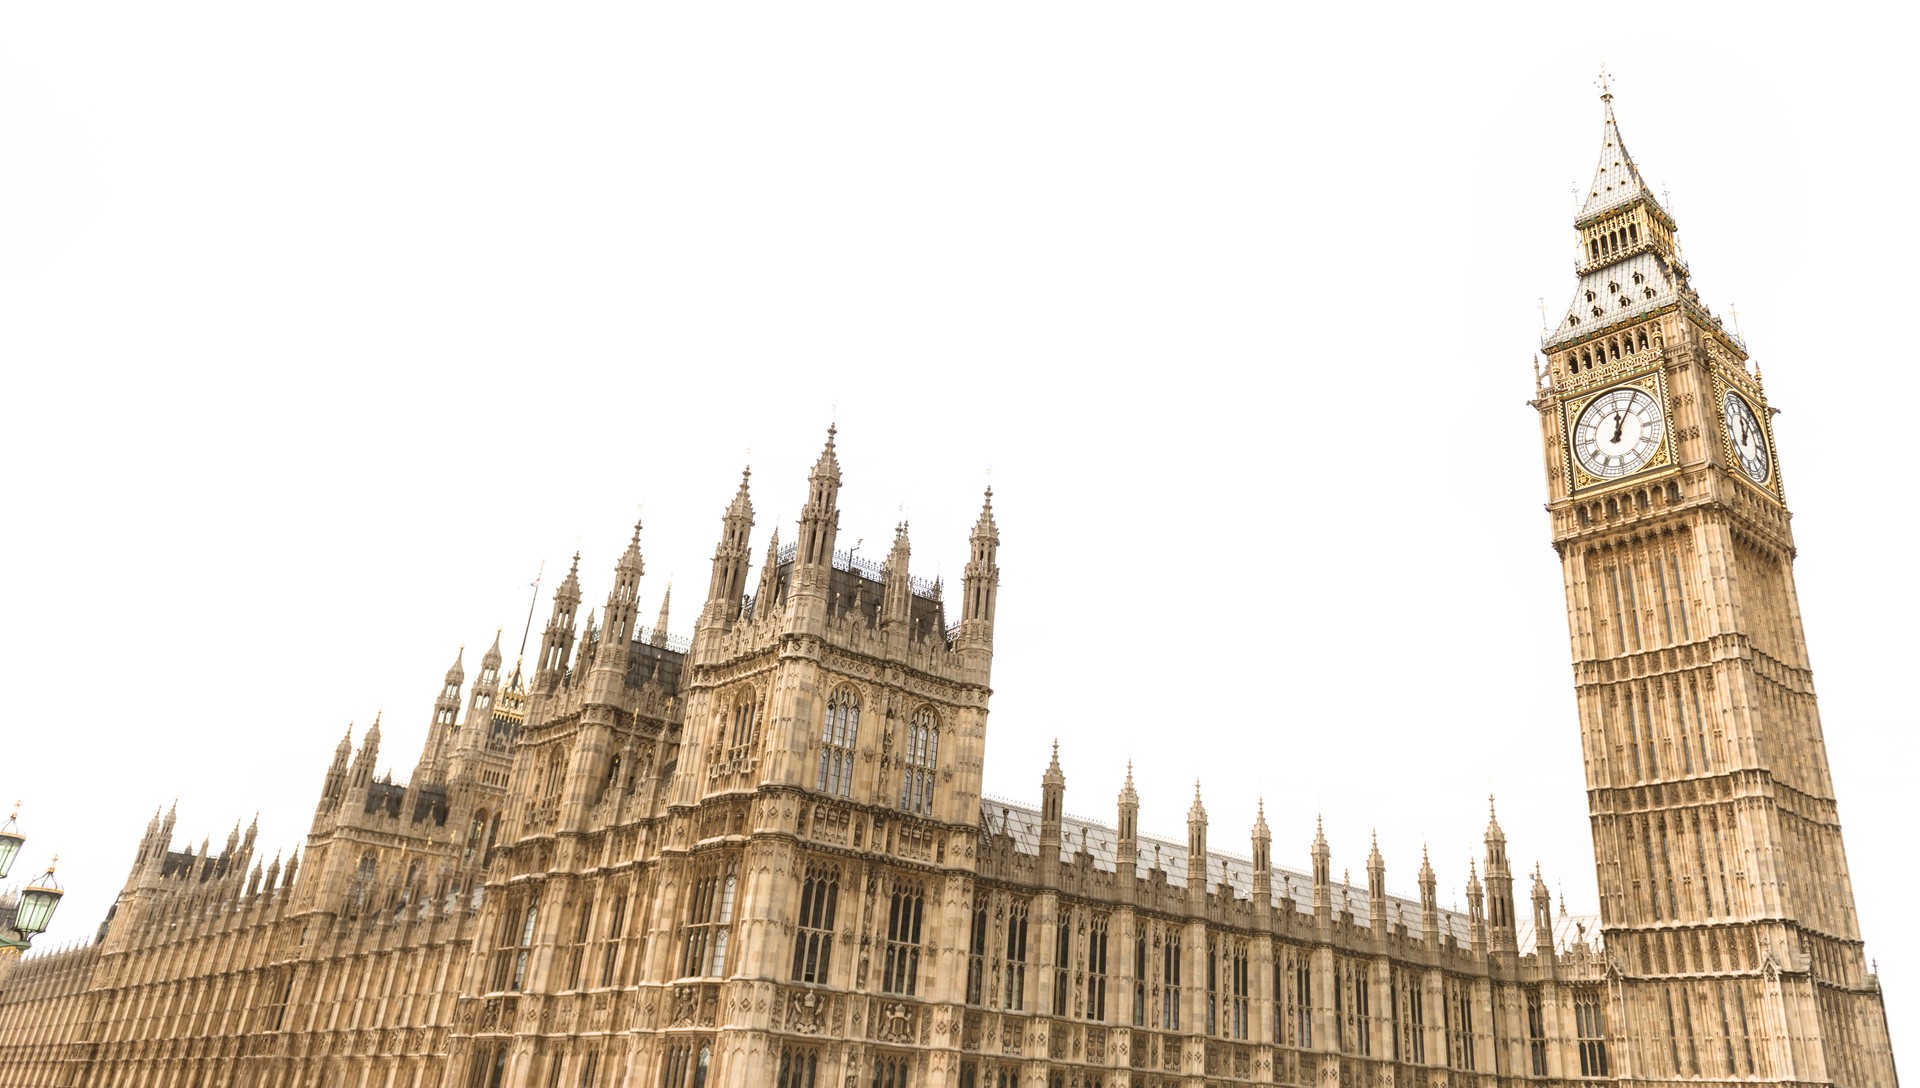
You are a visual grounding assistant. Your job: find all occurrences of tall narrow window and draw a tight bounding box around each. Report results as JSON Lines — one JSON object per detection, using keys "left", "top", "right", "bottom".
{"left": 1053, "top": 916, "right": 1071, "bottom": 1016}
{"left": 1206, "top": 937, "right": 1220, "bottom": 1035}
{"left": 966, "top": 901, "right": 988, "bottom": 1005}
{"left": 681, "top": 860, "right": 739, "bottom": 978}
{"left": 1406, "top": 977, "right": 1425, "bottom": 1063}
{"left": 349, "top": 851, "right": 378, "bottom": 912}
{"left": 1527, "top": 990, "right": 1548, "bottom": 1075}
{"left": 661, "top": 1043, "right": 690, "bottom": 1088}
{"left": 725, "top": 696, "right": 759, "bottom": 764}
{"left": 882, "top": 881, "right": 925, "bottom": 995}
{"left": 869, "top": 1055, "right": 911, "bottom": 1088}
{"left": 1654, "top": 555, "right": 1675, "bottom": 643}
{"left": 578, "top": 1052, "right": 598, "bottom": 1088}
{"left": 1295, "top": 962, "right": 1312, "bottom": 1048}
{"left": 1449, "top": 982, "right": 1475, "bottom": 1070}
{"left": 601, "top": 893, "right": 627, "bottom": 987}
{"left": 817, "top": 688, "right": 860, "bottom": 797}
{"left": 1669, "top": 547, "right": 1691, "bottom": 640}
{"left": 776, "top": 1047, "right": 819, "bottom": 1088}
{"left": 1133, "top": 934, "right": 1148, "bottom": 1026}
{"left": 1003, "top": 900, "right": 1029, "bottom": 1009}
{"left": 1229, "top": 942, "right": 1249, "bottom": 1041}
{"left": 506, "top": 891, "right": 540, "bottom": 991}
{"left": 1085, "top": 916, "right": 1109, "bottom": 1022}
{"left": 1351, "top": 963, "right": 1367, "bottom": 1055}
{"left": 792, "top": 863, "right": 840, "bottom": 984}
{"left": 567, "top": 899, "right": 594, "bottom": 990}
{"left": 1161, "top": 937, "right": 1181, "bottom": 1031}
{"left": 1575, "top": 989, "right": 1610, "bottom": 1077}
{"left": 900, "top": 707, "right": 939, "bottom": 815}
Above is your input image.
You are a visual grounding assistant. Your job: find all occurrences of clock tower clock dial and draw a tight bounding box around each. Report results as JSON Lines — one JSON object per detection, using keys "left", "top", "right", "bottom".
{"left": 1570, "top": 384, "right": 1665, "bottom": 478}
{"left": 1721, "top": 388, "right": 1770, "bottom": 484}
{"left": 1532, "top": 91, "right": 1896, "bottom": 1081}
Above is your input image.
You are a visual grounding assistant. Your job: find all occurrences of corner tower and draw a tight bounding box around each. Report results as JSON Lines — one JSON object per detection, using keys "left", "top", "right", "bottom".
{"left": 1534, "top": 89, "right": 1897, "bottom": 1083}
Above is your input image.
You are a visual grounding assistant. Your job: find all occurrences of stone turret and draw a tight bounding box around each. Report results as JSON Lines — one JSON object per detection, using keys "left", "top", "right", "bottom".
{"left": 702, "top": 467, "right": 755, "bottom": 629}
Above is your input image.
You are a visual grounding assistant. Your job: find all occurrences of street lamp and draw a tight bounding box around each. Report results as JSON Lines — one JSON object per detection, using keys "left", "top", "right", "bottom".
{"left": 0, "top": 806, "right": 63, "bottom": 955}
{"left": 12, "top": 863, "right": 62, "bottom": 936}
{"left": 0, "top": 808, "right": 23, "bottom": 879}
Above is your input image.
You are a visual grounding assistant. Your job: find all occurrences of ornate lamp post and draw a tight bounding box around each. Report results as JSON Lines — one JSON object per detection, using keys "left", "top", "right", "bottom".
{"left": 0, "top": 807, "right": 64, "bottom": 955}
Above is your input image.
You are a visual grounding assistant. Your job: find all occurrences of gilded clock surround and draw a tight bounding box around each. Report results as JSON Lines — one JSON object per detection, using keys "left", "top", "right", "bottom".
{"left": 1558, "top": 369, "right": 1675, "bottom": 493}
{"left": 1710, "top": 370, "right": 1783, "bottom": 501}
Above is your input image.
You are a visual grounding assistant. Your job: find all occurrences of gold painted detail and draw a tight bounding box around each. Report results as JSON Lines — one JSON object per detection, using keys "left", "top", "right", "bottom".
{"left": 1561, "top": 370, "right": 1675, "bottom": 493}
{"left": 1710, "top": 373, "right": 1783, "bottom": 503}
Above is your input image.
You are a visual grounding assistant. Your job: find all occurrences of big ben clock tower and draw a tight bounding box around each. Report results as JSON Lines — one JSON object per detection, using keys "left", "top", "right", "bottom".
{"left": 1535, "top": 89, "right": 1898, "bottom": 1083}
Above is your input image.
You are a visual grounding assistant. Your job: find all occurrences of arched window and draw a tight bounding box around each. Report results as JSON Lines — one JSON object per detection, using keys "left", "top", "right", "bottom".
{"left": 882, "top": 880, "right": 926, "bottom": 995}
{"left": 512, "top": 891, "right": 540, "bottom": 990}
{"left": 792, "top": 863, "right": 841, "bottom": 984}
{"left": 681, "top": 859, "right": 739, "bottom": 978}
{"left": 464, "top": 810, "right": 488, "bottom": 866}
{"left": 900, "top": 708, "right": 939, "bottom": 816}
{"left": 777, "top": 1048, "right": 820, "bottom": 1088}
{"left": 348, "top": 851, "right": 377, "bottom": 911}
{"left": 817, "top": 689, "right": 859, "bottom": 797}
{"left": 728, "top": 696, "right": 759, "bottom": 757}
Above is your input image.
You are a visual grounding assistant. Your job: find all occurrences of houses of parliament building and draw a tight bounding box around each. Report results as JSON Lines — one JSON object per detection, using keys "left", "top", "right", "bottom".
{"left": 0, "top": 95, "right": 1900, "bottom": 1086}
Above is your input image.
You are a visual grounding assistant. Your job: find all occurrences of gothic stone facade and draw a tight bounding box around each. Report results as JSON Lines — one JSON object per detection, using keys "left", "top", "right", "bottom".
{"left": 0, "top": 98, "right": 1897, "bottom": 1088}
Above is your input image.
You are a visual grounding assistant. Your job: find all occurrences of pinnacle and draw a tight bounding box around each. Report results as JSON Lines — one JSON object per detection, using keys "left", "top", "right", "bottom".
{"left": 973, "top": 487, "right": 998, "bottom": 536}
{"left": 811, "top": 424, "right": 841, "bottom": 479}
{"left": 727, "top": 466, "right": 754, "bottom": 518}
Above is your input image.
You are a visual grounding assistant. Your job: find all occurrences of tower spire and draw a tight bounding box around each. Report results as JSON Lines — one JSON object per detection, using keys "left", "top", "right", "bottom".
{"left": 651, "top": 583, "right": 672, "bottom": 647}
{"left": 535, "top": 553, "right": 582, "bottom": 692}
{"left": 1579, "top": 79, "right": 1656, "bottom": 222}
{"left": 703, "top": 466, "right": 756, "bottom": 629}
{"left": 956, "top": 488, "right": 999, "bottom": 665}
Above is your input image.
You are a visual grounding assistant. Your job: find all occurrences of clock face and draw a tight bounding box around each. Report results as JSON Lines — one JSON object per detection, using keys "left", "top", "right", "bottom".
{"left": 1572, "top": 386, "right": 1666, "bottom": 479}
{"left": 1722, "top": 391, "right": 1770, "bottom": 484}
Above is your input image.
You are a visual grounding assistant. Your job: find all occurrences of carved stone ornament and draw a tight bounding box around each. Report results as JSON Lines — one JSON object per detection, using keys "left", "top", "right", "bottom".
{"left": 671, "top": 984, "right": 698, "bottom": 1027}
{"left": 879, "top": 1000, "right": 915, "bottom": 1043}
{"left": 789, "top": 989, "right": 823, "bottom": 1035}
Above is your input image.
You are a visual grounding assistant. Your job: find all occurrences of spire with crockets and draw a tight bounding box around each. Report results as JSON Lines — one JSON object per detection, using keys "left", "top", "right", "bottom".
{"left": 702, "top": 466, "right": 755, "bottom": 629}
{"left": 534, "top": 553, "right": 581, "bottom": 693}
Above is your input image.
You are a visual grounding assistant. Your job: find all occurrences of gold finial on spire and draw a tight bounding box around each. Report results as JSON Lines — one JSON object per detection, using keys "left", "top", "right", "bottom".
{"left": 1596, "top": 63, "right": 1613, "bottom": 100}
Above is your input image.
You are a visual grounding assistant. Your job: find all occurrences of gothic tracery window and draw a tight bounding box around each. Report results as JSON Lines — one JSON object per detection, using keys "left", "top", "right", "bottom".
{"left": 791, "top": 862, "right": 839, "bottom": 984}
{"left": 817, "top": 688, "right": 860, "bottom": 797}
{"left": 899, "top": 707, "right": 939, "bottom": 815}
{"left": 882, "top": 880, "right": 926, "bottom": 995}
{"left": 681, "top": 860, "right": 739, "bottom": 978}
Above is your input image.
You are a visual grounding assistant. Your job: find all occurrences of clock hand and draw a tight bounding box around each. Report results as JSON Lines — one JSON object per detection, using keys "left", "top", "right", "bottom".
{"left": 1611, "top": 412, "right": 1625, "bottom": 445}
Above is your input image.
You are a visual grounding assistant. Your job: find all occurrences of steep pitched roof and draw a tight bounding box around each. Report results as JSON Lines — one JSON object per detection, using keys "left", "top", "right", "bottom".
{"left": 1580, "top": 94, "right": 1654, "bottom": 222}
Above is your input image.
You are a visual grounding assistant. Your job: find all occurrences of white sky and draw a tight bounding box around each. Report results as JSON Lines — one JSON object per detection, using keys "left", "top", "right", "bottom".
{"left": 3, "top": 2, "right": 1913, "bottom": 1046}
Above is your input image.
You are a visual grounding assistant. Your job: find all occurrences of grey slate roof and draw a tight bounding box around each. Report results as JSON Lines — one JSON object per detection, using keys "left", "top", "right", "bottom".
{"left": 1546, "top": 250, "right": 1679, "bottom": 351}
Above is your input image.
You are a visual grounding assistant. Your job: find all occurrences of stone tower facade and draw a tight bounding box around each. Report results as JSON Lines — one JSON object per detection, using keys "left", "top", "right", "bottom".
{"left": 1532, "top": 91, "right": 1898, "bottom": 1083}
